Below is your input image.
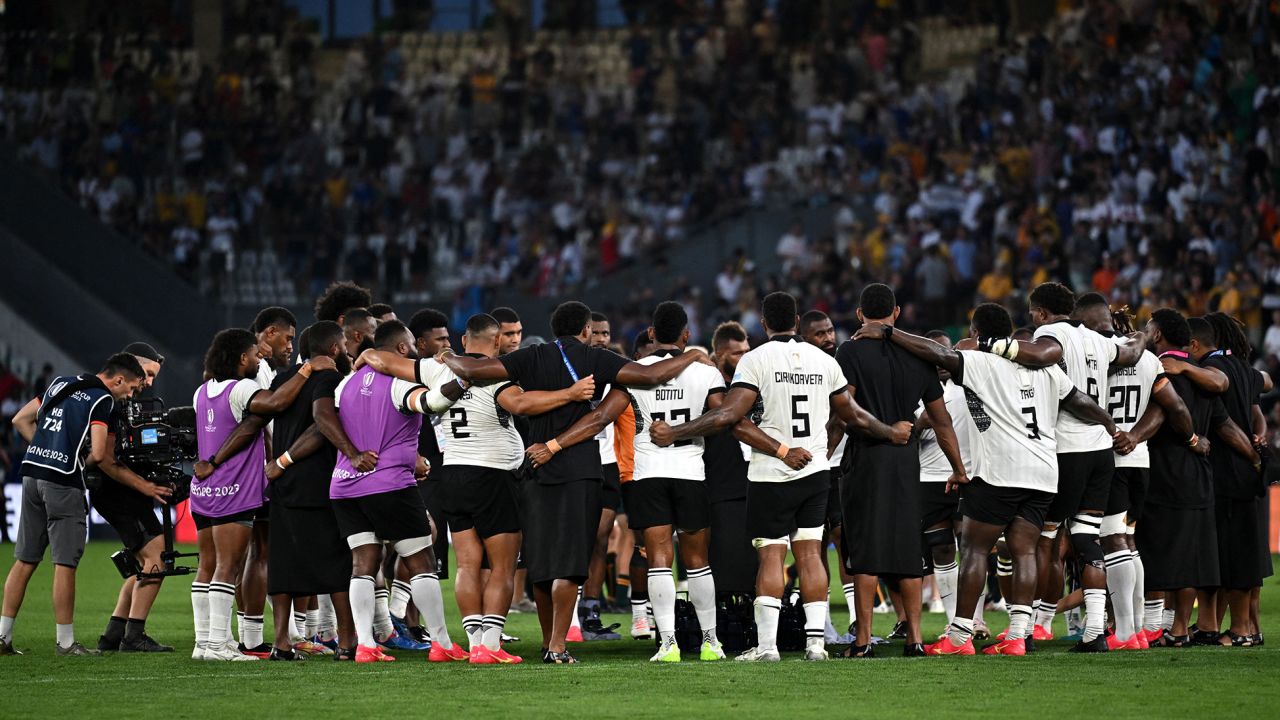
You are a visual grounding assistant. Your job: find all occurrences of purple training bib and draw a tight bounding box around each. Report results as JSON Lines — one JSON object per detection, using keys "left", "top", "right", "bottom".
{"left": 191, "top": 380, "right": 267, "bottom": 518}
{"left": 330, "top": 367, "right": 422, "bottom": 499}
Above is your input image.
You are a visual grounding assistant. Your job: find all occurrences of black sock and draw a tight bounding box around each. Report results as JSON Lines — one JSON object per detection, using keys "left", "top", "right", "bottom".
{"left": 103, "top": 616, "right": 127, "bottom": 642}
{"left": 125, "top": 618, "right": 146, "bottom": 640}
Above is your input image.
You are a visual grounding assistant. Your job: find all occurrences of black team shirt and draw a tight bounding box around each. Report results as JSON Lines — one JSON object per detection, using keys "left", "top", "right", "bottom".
{"left": 1201, "top": 350, "right": 1265, "bottom": 498}
{"left": 497, "top": 336, "right": 630, "bottom": 485}
{"left": 835, "top": 336, "right": 942, "bottom": 454}
{"left": 1149, "top": 353, "right": 1228, "bottom": 510}
{"left": 269, "top": 366, "right": 342, "bottom": 508}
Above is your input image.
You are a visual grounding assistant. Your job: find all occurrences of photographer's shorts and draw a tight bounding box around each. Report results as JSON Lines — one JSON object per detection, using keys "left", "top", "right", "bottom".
{"left": 91, "top": 486, "right": 162, "bottom": 554}
{"left": 15, "top": 476, "right": 88, "bottom": 568}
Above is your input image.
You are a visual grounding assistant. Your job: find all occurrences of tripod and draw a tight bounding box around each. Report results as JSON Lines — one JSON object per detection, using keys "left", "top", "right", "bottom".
{"left": 139, "top": 502, "right": 199, "bottom": 580}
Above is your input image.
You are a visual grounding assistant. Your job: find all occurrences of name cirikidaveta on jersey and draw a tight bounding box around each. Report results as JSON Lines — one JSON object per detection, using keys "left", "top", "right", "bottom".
{"left": 730, "top": 337, "right": 846, "bottom": 483}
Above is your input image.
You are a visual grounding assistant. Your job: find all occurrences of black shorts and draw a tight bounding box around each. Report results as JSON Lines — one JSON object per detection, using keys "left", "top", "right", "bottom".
{"left": 417, "top": 479, "right": 450, "bottom": 578}
{"left": 920, "top": 481, "right": 960, "bottom": 530}
{"left": 193, "top": 508, "right": 258, "bottom": 531}
{"left": 521, "top": 479, "right": 601, "bottom": 584}
{"left": 254, "top": 501, "right": 271, "bottom": 522}
{"left": 1106, "top": 467, "right": 1149, "bottom": 522}
{"left": 1048, "top": 449, "right": 1114, "bottom": 523}
{"left": 627, "top": 476, "right": 710, "bottom": 532}
{"left": 1216, "top": 495, "right": 1267, "bottom": 590}
{"left": 842, "top": 443, "right": 924, "bottom": 578}
{"left": 959, "top": 476, "right": 1054, "bottom": 530}
{"left": 91, "top": 487, "right": 162, "bottom": 554}
{"left": 268, "top": 503, "right": 350, "bottom": 596}
{"left": 332, "top": 485, "right": 432, "bottom": 543}
{"left": 438, "top": 464, "right": 522, "bottom": 538}
{"left": 1137, "top": 504, "right": 1219, "bottom": 591}
{"left": 825, "top": 477, "right": 843, "bottom": 528}
{"left": 601, "top": 463, "right": 622, "bottom": 512}
{"left": 745, "top": 471, "right": 829, "bottom": 540}
{"left": 709, "top": 497, "right": 757, "bottom": 595}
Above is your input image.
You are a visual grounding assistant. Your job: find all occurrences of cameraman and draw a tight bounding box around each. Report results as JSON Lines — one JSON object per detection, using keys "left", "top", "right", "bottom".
{"left": 91, "top": 342, "right": 176, "bottom": 653}
{"left": 0, "top": 353, "right": 146, "bottom": 656}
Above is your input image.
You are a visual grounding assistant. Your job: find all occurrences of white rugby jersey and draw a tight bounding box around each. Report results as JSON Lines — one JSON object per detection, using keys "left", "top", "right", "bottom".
{"left": 955, "top": 351, "right": 1074, "bottom": 493}
{"left": 918, "top": 380, "right": 978, "bottom": 483}
{"left": 597, "top": 385, "right": 617, "bottom": 465}
{"left": 1107, "top": 345, "right": 1163, "bottom": 469}
{"left": 731, "top": 336, "right": 846, "bottom": 483}
{"left": 1033, "top": 321, "right": 1118, "bottom": 453}
{"left": 414, "top": 357, "right": 460, "bottom": 397}
{"left": 441, "top": 378, "right": 524, "bottom": 471}
{"left": 633, "top": 352, "right": 725, "bottom": 481}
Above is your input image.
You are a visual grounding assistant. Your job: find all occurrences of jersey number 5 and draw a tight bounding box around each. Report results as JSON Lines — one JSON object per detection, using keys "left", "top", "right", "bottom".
{"left": 791, "top": 395, "right": 810, "bottom": 438}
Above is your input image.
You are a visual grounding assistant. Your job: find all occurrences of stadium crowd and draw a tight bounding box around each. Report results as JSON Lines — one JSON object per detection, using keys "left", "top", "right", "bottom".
{"left": 8, "top": 1, "right": 1280, "bottom": 352}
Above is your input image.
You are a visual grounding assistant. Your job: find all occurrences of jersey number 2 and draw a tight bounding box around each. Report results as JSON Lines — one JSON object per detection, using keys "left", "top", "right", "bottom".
{"left": 449, "top": 407, "right": 469, "bottom": 438}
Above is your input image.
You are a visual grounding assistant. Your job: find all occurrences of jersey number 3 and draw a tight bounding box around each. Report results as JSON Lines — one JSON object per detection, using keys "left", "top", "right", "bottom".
{"left": 1021, "top": 406, "right": 1041, "bottom": 440}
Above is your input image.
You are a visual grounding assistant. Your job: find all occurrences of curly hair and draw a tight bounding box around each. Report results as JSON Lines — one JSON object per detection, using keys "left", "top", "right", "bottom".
{"left": 203, "top": 328, "right": 257, "bottom": 381}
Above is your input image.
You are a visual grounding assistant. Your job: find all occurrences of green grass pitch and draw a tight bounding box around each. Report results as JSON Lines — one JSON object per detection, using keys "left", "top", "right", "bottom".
{"left": 1, "top": 543, "right": 1279, "bottom": 718}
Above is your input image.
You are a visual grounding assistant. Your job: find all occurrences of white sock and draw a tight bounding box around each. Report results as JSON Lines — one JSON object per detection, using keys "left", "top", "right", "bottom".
{"left": 803, "top": 600, "right": 827, "bottom": 651}
{"left": 207, "top": 582, "right": 236, "bottom": 650}
{"left": 373, "top": 587, "right": 394, "bottom": 641}
{"left": 350, "top": 575, "right": 376, "bottom": 648}
{"left": 754, "top": 596, "right": 782, "bottom": 652}
{"left": 235, "top": 611, "right": 245, "bottom": 645}
{"left": 409, "top": 573, "right": 453, "bottom": 648}
{"left": 1131, "top": 549, "right": 1145, "bottom": 636}
{"left": 243, "top": 614, "right": 265, "bottom": 648}
{"left": 1105, "top": 550, "right": 1137, "bottom": 640}
{"left": 481, "top": 615, "right": 507, "bottom": 651}
{"left": 1007, "top": 604, "right": 1032, "bottom": 640}
{"left": 463, "top": 614, "right": 484, "bottom": 650}
{"left": 1083, "top": 588, "right": 1107, "bottom": 642}
{"left": 842, "top": 582, "right": 857, "bottom": 624}
{"left": 946, "top": 616, "right": 974, "bottom": 646}
{"left": 631, "top": 597, "right": 648, "bottom": 623}
{"left": 934, "top": 561, "right": 959, "bottom": 624}
{"left": 305, "top": 608, "right": 320, "bottom": 638}
{"left": 687, "top": 566, "right": 717, "bottom": 645}
{"left": 1034, "top": 599, "right": 1056, "bottom": 630}
{"left": 55, "top": 623, "right": 75, "bottom": 649}
{"left": 824, "top": 608, "right": 838, "bottom": 642}
{"left": 646, "top": 601, "right": 655, "bottom": 630}
{"left": 190, "top": 583, "right": 209, "bottom": 649}
{"left": 1144, "top": 600, "right": 1164, "bottom": 633}
{"left": 390, "top": 579, "right": 412, "bottom": 618}
{"left": 570, "top": 590, "right": 583, "bottom": 630}
{"left": 1161, "top": 607, "right": 1175, "bottom": 632}
{"left": 0, "top": 615, "right": 14, "bottom": 644}
{"left": 648, "top": 568, "right": 676, "bottom": 646}
{"left": 973, "top": 590, "right": 987, "bottom": 623}
{"left": 291, "top": 611, "right": 306, "bottom": 641}
{"left": 317, "top": 594, "right": 337, "bottom": 640}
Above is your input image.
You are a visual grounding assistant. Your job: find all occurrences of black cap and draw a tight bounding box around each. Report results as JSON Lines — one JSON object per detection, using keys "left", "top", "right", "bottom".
{"left": 121, "top": 342, "right": 165, "bottom": 365}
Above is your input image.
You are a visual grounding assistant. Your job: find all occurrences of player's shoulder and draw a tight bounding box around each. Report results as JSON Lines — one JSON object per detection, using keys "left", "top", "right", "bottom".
{"left": 637, "top": 354, "right": 664, "bottom": 366}
{"left": 1033, "top": 320, "right": 1072, "bottom": 341}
